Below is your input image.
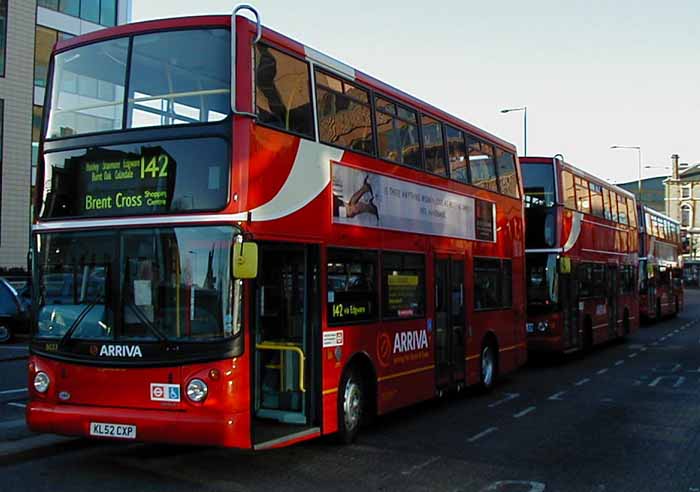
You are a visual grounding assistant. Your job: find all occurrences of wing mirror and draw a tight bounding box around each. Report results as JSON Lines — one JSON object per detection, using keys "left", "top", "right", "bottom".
{"left": 232, "top": 238, "right": 258, "bottom": 279}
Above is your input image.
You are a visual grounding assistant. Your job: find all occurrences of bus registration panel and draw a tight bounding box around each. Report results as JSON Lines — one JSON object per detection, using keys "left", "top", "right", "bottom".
{"left": 89, "top": 422, "right": 136, "bottom": 439}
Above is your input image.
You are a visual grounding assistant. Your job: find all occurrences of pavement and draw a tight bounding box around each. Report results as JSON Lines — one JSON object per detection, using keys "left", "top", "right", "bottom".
{"left": 0, "top": 342, "right": 30, "bottom": 443}
{"left": 1, "top": 293, "right": 700, "bottom": 491}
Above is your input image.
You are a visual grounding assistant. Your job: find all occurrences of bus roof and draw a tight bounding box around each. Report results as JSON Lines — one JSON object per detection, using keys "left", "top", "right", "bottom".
{"left": 54, "top": 14, "right": 517, "bottom": 153}
{"left": 520, "top": 156, "right": 636, "bottom": 201}
{"left": 642, "top": 205, "right": 680, "bottom": 226}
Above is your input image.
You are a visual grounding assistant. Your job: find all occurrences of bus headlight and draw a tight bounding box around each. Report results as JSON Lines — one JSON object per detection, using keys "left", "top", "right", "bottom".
{"left": 34, "top": 371, "right": 50, "bottom": 393}
{"left": 537, "top": 321, "right": 549, "bottom": 333}
{"left": 186, "top": 378, "right": 208, "bottom": 402}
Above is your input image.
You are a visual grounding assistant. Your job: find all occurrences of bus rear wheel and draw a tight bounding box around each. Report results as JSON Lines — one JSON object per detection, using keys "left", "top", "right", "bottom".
{"left": 337, "top": 369, "right": 363, "bottom": 444}
{"left": 479, "top": 343, "right": 497, "bottom": 391}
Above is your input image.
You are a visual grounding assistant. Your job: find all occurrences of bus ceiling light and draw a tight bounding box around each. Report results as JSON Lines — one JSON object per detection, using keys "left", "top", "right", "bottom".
{"left": 187, "top": 378, "right": 208, "bottom": 402}
{"left": 34, "top": 371, "right": 50, "bottom": 393}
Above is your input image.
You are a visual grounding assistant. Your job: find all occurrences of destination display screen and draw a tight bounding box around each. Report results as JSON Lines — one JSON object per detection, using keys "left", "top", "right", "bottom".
{"left": 40, "top": 138, "right": 229, "bottom": 219}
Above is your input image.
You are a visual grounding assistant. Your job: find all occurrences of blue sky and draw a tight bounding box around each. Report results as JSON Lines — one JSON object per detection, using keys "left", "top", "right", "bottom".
{"left": 132, "top": 0, "right": 700, "bottom": 183}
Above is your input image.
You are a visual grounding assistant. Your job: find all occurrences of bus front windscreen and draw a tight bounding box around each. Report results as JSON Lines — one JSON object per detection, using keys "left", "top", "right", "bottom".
{"left": 526, "top": 254, "right": 559, "bottom": 311}
{"left": 35, "top": 226, "right": 243, "bottom": 354}
{"left": 522, "top": 163, "right": 556, "bottom": 208}
{"left": 47, "top": 29, "right": 230, "bottom": 138}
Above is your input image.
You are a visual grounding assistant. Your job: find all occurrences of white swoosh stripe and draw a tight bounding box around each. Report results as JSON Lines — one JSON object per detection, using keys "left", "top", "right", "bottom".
{"left": 250, "top": 140, "right": 343, "bottom": 222}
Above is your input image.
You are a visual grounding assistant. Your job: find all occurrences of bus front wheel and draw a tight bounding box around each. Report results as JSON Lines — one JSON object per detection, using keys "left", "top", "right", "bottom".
{"left": 337, "top": 369, "right": 363, "bottom": 444}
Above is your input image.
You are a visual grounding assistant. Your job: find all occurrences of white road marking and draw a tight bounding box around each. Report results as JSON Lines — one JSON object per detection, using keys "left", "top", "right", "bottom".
{"left": 513, "top": 406, "right": 536, "bottom": 418}
{"left": 648, "top": 376, "right": 686, "bottom": 388}
{"left": 468, "top": 427, "right": 499, "bottom": 443}
{"left": 615, "top": 360, "right": 625, "bottom": 366}
{"left": 628, "top": 353, "right": 638, "bottom": 358}
{"left": 487, "top": 392, "right": 520, "bottom": 408}
{"left": 481, "top": 481, "right": 546, "bottom": 492}
{"left": 651, "top": 342, "right": 659, "bottom": 346}
{"left": 596, "top": 368, "right": 609, "bottom": 375}
{"left": 7, "top": 402, "right": 26, "bottom": 408}
{"left": 640, "top": 347, "right": 647, "bottom": 352}
{"left": 0, "top": 388, "right": 27, "bottom": 395}
{"left": 575, "top": 378, "right": 591, "bottom": 386}
{"left": 601, "top": 398, "right": 614, "bottom": 402}
{"left": 547, "top": 391, "right": 566, "bottom": 401}
{"left": 401, "top": 456, "right": 440, "bottom": 475}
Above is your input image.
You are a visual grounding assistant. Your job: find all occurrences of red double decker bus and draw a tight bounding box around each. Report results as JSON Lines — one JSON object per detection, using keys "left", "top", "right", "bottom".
{"left": 521, "top": 156, "right": 639, "bottom": 353}
{"left": 28, "top": 7, "right": 527, "bottom": 449}
{"left": 638, "top": 205, "right": 683, "bottom": 321}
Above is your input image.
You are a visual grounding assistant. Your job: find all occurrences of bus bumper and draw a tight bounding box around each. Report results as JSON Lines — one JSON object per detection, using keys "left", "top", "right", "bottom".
{"left": 526, "top": 335, "right": 567, "bottom": 353}
{"left": 26, "top": 401, "right": 250, "bottom": 448}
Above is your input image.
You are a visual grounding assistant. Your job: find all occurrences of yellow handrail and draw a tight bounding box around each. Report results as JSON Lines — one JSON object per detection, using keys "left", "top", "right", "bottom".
{"left": 256, "top": 342, "right": 306, "bottom": 392}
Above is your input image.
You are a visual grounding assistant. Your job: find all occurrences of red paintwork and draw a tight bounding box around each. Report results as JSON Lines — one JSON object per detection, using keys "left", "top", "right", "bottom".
{"left": 522, "top": 157, "right": 640, "bottom": 353}
{"left": 30, "top": 15, "right": 527, "bottom": 449}
{"left": 638, "top": 206, "right": 683, "bottom": 321}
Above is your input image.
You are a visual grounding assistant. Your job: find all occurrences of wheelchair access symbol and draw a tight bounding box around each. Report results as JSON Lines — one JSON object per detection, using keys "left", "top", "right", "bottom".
{"left": 150, "top": 383, "right": 181, "bottom": 402}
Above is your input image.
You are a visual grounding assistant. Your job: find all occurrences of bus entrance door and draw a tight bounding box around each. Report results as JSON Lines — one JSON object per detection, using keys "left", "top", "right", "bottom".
{"left": 435, "top": 257, "right": 466, "bottom": 390}
{"left": 252, "top": 243, "right": 319, "bottom": 447}
{"left": 607, "top": 266, "right": 618, "bottom": 338}
{"left": 560, "top": 271, "right": 579, "bottom": 350}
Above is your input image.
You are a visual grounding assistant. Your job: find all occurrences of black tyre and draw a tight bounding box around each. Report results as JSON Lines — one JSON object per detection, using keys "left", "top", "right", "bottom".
{"left": 337, "top": 369, "right": 363, "bottom": 444}
{"left": 479, "top": 342, "right": 497, "bottom": 391}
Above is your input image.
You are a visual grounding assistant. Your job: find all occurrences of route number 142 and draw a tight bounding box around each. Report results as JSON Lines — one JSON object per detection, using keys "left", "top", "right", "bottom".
{"left": 141, "top": 155, "right": 169, "bottom": 179}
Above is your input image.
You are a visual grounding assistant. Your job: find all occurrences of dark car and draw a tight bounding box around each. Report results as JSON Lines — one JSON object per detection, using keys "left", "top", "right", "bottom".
{"left": 0, "top": 278, "right": 29, "bottom": 343}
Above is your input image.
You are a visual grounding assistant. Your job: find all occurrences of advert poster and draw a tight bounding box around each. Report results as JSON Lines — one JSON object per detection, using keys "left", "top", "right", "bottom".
{"left": 331, "top": 162, "right": 489, "bottom": 241}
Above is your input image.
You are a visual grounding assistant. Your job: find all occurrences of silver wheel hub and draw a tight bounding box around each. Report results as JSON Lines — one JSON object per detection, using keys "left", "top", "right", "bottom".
{"left": 482, "top": 347, "right": 494, "bottom": 386}
{"left": 343, "top": 379, "right": 362, "bottom": 431}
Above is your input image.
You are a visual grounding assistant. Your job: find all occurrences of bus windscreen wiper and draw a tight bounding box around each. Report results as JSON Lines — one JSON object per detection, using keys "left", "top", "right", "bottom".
{"left": 58, "top": 294, "right": 105, "bottom": 348}
{"left": 124, "top": 302, "right": 168, "bottom": 341}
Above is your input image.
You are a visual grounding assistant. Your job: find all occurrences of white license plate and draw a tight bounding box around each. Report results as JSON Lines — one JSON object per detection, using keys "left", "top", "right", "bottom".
{"left": 89, "top": 422, "right": 136, "bottom": 439}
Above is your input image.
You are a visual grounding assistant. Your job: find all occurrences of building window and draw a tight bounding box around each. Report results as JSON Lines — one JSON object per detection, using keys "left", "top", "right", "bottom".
{"left": 681, "top": 205, "right": 692, "bottom": 228}
{"left": 0, "top": 0, "right": 6, "bottom": 77}
{"left": 32, "top": 105, "right": 44, "bottom": 179}
{"left": 39, "top": 0, "right": 118, "bottom": 27}
{"left": 682, "top": 184, "right": 691, "bottom": 199}
{"left": 34, "top": 27, "right": 73, "bottom": 89}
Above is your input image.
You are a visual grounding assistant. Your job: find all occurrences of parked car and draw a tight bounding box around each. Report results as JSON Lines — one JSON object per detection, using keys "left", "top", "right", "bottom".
{"left": 0, "top": 278, "right": 29, "bottom": 343}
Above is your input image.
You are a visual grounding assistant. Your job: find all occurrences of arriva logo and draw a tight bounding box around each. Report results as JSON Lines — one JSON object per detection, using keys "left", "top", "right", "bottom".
{"left": 99, "top": 345, "right": 143, "bottom": 358}
{"left": 393, "top": 329, "right": 429, "bottom": 354}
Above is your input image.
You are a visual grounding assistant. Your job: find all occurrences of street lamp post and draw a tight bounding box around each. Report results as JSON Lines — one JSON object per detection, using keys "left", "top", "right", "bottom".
{"left": 500, "top": 106, "right": 527, "bottom": 156}
{"left": 610, "top": 145, "right": 642, "bottom": 197}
